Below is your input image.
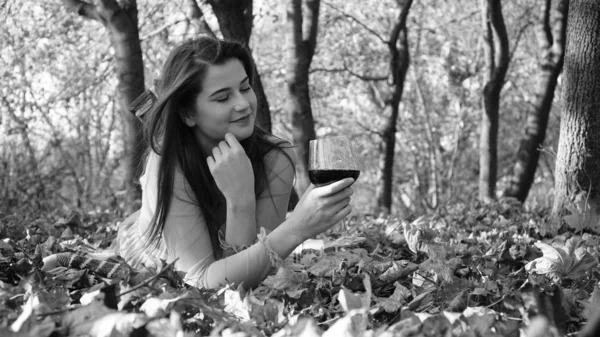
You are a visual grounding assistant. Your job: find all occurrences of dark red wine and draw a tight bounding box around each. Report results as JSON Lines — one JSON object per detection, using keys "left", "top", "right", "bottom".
{"left": 309, "top": 169, "right": 360, "bottom": 185}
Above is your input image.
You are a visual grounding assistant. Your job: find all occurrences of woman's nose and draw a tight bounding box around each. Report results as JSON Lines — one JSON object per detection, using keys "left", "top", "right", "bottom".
{"left": 233, "top": 92, "right": 250, "bottom": 111}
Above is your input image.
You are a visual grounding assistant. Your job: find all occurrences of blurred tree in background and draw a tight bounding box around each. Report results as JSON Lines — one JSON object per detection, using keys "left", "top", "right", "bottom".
{"left": 478, "top": 0, "right": 509, "bottom": 202}
{"left": 285, "top": 0, "right": 320, "bottom": 197}
{"left": 503, "top": 0, "right": 567, "bottom": 203}
{"left": 1, "top": 0, "right": 578, "bottom": 220}
{"left": 61, "top": 0, "right": 146, "bottom": 213}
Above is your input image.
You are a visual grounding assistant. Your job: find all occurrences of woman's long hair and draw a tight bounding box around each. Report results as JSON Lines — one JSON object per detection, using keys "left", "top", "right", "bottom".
{"left": 142, "top": 37, "right": 293, "bottom": 258}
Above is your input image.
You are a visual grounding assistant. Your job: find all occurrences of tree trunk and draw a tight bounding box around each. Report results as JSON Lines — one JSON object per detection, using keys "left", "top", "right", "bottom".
{"left": 552, "top": 0, "right": 600, "bottom": 217}
{"left": 479, "top": 0, "right": 509, "bottom": 202}
{"left": 374, "top": 0, "right": 413, "bottom": 213}
{"left": 62, "top": 0, "right": 145, "bottom": 211}
{"left": 412, "top": 70, "right": 439, "bottom": 209}
{"left": 207, "top": 0, "right": 272, "bottom": 132}
{"left": 285, "top": 0, "right": 320, "bottom": 197}
{"left": 504, "top": 0, "right": 568, "bottom": 202}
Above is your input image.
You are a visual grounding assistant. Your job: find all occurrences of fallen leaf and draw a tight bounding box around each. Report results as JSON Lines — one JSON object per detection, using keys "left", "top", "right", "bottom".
{"left": 322, "top": 309, "right": 367, "bottom": 337}
{"left": 374, "top": 282, "right": 410, "bottom": 313}
{"left": 525, "top": 238, "right": 598, "bottom": 281}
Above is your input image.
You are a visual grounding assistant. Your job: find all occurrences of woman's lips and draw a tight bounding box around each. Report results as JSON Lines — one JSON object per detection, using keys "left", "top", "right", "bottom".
{"left": 231, "top": 114, "right": 251, "bottom": 123}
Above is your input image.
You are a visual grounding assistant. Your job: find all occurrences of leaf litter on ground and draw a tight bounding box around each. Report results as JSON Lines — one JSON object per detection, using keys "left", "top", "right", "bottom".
{"left": 1, "top": 200, "right": 600, "bottom": 336}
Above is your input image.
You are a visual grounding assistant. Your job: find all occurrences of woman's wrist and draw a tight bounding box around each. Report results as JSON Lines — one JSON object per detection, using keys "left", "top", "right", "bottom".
{"left": 224, "top": 196, "right": 257, "bottom": 247}
{"left": 225, "top": 193, "right": 256, "bottom": 210}
{"left": 265, "top": 218, "right": 306, "bottom": 259}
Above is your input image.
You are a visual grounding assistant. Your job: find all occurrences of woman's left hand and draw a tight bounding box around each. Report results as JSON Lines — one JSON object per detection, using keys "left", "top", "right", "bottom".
{"left": 207, "top": 133, "right": 255, "bottom": 202}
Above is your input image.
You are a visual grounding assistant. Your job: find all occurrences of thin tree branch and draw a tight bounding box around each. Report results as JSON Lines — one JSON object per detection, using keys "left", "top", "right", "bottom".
{"left": 357, "top": 119, "right": 384, "bottom": 138}
{"left": 117, "top": 259, "right": 179, "bottom": 297}
{"left": 61, "top": 0, "right": 103, "bottom": 22}
{"left": 322, "top": 1, "right": 387, "bottom": 44}
{"left": 389, "top": 0, "right": 412, "bottom": 46}
{"left": 508, "top": 20, "right": 533, "bottom": 64}
{"left": 309, "top": 65, "right": 387, "bottom": 81}
{"left": 550, "top": 0, "right": 569, "bottom": 65}
{"left": 140, "top": 19, "right": 188, "bottom": 40}
{"left": 488, "top": 0, "right": 509, "bottom": 86}
{"left": 188, "top": 0, "right": 216, "bottom": 38}
{"left": 305, "top": 0, "right": 321, "bottom": 62}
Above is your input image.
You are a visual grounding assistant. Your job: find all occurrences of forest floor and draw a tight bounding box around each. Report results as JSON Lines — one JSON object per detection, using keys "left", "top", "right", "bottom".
{"left": 1, "top": 199, "right": 599, "bottom": 337}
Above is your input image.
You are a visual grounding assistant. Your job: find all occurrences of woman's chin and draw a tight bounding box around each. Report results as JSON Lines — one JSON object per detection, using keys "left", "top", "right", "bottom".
{"left": 231, "top": 126, "right": 254, "bottom": 141}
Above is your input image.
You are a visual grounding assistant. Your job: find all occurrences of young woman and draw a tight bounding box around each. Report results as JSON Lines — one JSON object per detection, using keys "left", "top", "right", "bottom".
{"left": 117, "top": 37, "right": 354, "bottom": 290}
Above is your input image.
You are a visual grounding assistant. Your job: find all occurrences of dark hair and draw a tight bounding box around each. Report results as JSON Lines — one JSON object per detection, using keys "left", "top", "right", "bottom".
{"left": 142, "top": 37, "right": 293, "bottom": 258}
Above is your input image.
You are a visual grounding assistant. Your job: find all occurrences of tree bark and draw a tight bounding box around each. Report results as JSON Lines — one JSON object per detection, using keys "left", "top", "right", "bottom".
{"left": 207, "top": 0, "right": 272, "bottom": 132}
{"left": 374, "top": 0, "right": 413, "bottom": 213}
{"left": 503, "top": 0, "right": 568, "bottom": 202}
{"left": 62, "top": 0, "right": 145, "bottom": 210}
{"left": 552, "top": 0, "right": 600, "bottom": 217}
{"left": 479, "top": 0, "right": 509, "bottom": 202}
{"left": 285, "top": 0, "right": 320, "bottom": 197}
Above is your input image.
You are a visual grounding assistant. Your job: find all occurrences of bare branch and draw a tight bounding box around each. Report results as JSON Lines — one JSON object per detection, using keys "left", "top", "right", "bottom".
{"left": 305, "top": 0, "right": 321, "bottom": 62}
{"left": 356, "top": 119, "right": 384, "bottom": 138}
{"left": 550, "top": 0, "right": 569, "bottom": 65}
{"left": 187, "top": 0, "right": 216, "bottom": 38}
{"left": 140, "top": 19, "right": 188, "bottom": 40}
{"left": 310, "top": 64, "right": 387, "bottom": 82}
{"left": 508, "top": 20, "right": 533, "bottom": 64}
{"left": 488, "top": 0, "right": 510, "bottom": 83}
{"left": 389, "top": 0, "right": 413, "bottom": 46}
{"left": 322, "top": 1, "right": 387, "bottom": 44}
{"left": 61, "top": 0, "right": 103, "bottom": 22}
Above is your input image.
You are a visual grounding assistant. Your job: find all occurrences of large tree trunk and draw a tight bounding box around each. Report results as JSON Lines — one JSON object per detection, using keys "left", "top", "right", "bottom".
{"left": 504, "top": 0, "right": 568, "bottom": 202}
{"left": 478, "top": 0, "right": 509, "bottom": 202}
{"left": 62, "top": 0, "right": 145, "bottom": 211}
{"left": 285, "top": 0, "right": 320, "bottom": 197}
{"left": 552, "top": 0, "right": 600, "bottom": 218}
{"left": 374, "top": 0, "right": 413, "bottom": 213}
{"left": 207, "top": 0, "right": 272, "bottom": 132}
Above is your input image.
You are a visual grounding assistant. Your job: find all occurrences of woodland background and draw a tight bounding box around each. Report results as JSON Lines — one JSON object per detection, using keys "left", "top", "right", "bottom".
{"left": 3, "top": 1, "right": 600, "bottom": 336}
{"left": 2, "top": 0, "right": 587, "bottom": 219}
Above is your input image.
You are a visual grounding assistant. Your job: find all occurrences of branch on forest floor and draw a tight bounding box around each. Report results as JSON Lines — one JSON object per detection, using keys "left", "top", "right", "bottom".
{"left": 117, "top": 259, "right": 179, "bottom": 298}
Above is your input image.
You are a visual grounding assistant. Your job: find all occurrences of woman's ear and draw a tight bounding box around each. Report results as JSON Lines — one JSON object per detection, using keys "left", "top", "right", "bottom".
{"left": 181, "top": 112, "right": 196, "bottom": 127}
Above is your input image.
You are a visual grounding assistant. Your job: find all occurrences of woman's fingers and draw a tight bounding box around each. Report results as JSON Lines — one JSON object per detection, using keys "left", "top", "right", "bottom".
{"left": 212, "top": 146, "right": 222, "bottom": 159}
{"left": 329, "top": 202, "right": 352, "bottom": 225}
{"left": 316, "top": 178, "right": 354, "bottom": 197}
{"left": 206, "top": 156, "right": 216, "bottom": 171}
{"left": 326, "top": 186, "right": 353, "bottom": 204}
{"left": 224, "top": 133, "right": 244, "bottom": 151}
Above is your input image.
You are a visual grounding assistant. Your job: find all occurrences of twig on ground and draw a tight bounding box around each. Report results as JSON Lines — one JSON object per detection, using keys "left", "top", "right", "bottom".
{"left": 116, "top": 259, "right": 178, "bottom": 298}
{"left": 486, "top": 294, "right": 506, "bottom": 308}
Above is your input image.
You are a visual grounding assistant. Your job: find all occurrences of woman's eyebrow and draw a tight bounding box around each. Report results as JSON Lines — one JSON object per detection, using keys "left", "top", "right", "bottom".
{"left": 209, "top": 88, "right": 229, "bottom": 98}
{"left": 209, "top": 77, "right": 250, "bottom": 98}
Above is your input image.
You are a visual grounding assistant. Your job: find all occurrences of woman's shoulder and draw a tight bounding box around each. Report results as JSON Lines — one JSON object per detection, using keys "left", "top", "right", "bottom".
{"left": 263, "top": 135, "right": 296, "bottom": 166}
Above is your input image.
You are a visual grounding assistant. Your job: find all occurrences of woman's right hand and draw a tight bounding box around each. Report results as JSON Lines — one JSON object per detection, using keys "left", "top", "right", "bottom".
{"left": 286, "top": 178, "right": 354, "bottom": 240}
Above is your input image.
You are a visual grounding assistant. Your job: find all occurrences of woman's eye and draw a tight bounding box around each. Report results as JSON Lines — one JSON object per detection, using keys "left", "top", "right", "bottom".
{"left": 215, "top": 96, "right": 229, "bottom": 102}
{"left": 241, "top": 86, "right": 252, "bottom": 92}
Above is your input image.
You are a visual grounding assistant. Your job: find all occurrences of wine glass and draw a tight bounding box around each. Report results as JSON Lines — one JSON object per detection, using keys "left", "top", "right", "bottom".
{"left": 309, "top": 136, "right": 360, "bottom": 231}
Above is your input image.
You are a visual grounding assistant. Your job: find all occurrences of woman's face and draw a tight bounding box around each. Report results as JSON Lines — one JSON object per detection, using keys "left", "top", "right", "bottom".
{"left": 185, "top": 58, "right": 257, "bottom": 152}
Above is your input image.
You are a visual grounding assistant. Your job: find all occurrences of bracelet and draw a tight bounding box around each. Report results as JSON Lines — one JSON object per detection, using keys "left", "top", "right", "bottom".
{"left": 256, "top": 227, "right": 284, "bottom": 270}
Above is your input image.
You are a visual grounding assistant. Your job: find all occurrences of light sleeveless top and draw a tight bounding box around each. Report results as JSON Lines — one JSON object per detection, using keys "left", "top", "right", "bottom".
{"left": 117, "top": 149, "right": 292, "bottom": 289}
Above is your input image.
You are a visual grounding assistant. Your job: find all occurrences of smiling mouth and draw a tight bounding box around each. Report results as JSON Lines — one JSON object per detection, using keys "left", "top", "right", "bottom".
{"left": 231, "top": 115, "right": 251, "bottom": 123}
